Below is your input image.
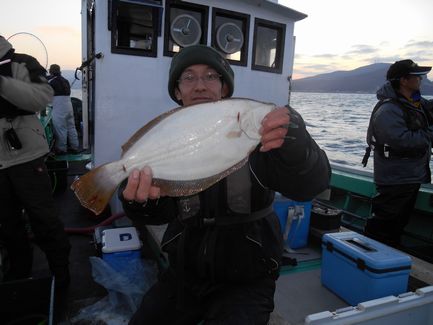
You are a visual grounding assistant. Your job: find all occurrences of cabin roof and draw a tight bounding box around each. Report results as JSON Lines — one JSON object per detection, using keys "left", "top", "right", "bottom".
{"left": 176, "top": 0, "right": 308, "bottom": 21}
{"left": 123, "top": 0, "right": 307, "bottom": 21}
{"left": 238, "top": 0, "right": 307, "bottom": 21}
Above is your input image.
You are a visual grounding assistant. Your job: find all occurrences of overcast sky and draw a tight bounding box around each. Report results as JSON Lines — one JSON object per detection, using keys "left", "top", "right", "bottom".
{"left": 2, "top": 0, "right": 432, "bottom": 80}
{"left": 283, "top": 0, "right": 433, "bottom": 79}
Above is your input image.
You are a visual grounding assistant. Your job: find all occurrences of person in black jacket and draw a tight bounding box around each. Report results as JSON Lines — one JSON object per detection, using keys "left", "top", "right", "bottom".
{"left": 120, "top": 45, "right": 330, "bottom": 325}
{"left": 0, "top": 36, "right": 71, "bottom": 287}
{"left": 364, "top": 59, "right": 433, "bottom": 247}
{"left": 47, "top": 64, "right": 80, "bottom": 155}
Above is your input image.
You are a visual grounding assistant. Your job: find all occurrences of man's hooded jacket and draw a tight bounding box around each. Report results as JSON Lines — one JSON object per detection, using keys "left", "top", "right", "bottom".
{"left": 0, "top": 35, "right": 53, "bottom": 169}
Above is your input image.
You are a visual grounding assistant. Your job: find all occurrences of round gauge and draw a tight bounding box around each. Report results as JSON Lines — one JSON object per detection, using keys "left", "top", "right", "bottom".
{"left": 170, "top": 14, "right": 202, "bottom": 47}
{"left": 216, "top": 22, "right": 244, "bottom": 54}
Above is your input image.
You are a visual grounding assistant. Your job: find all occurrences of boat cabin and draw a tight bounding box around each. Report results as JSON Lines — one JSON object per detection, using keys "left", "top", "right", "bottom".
{"left": 80, "top": 0, "right": 306, "bottom": 211}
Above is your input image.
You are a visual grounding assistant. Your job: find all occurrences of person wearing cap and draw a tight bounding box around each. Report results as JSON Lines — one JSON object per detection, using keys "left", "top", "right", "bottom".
{"left": 120, "top": 45, "right": 330, "bottom": 324}
{"left": 0, "top": 36, "right": 71, "bottom": 287}
{"left": 363, "top": 59, "right": 433, "bottom": 247}
{"left": 47, "top": 64, "right": 80, "bottom": 155}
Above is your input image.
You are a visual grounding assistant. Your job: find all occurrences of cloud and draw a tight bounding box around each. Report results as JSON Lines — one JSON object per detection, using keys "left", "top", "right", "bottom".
{"left": 378, "top": 41, "right": 390, "bottom": 47}
{"left": 295, "top": 53, "right": 339, "bottom": 60}
{"left": 346, "top": 44, "right": 378, "bottom": 55}
{"left": 405, "top": 40, "right": 433, "bottom": 48}
{"left": 402, "top": 50, "right": 433, "bottom": 61}
{"left": 300, "top": 63, "right": 332, "bottom": 70}
{"left": 366, "top": 55, "right": 399, "bottom": 64}
{"left": 294, "top": 39, "right": 433, "bottom": 80}
{"left": 400, "top": 40, "right": 433, "bottom": 61}
{"left": 313, "top": 53, "right": 336, "bottom": 59}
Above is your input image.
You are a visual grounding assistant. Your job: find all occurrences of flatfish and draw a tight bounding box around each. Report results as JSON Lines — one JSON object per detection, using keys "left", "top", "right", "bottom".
{"left": 71, "top": 98, "right": 275, "bottom": 214}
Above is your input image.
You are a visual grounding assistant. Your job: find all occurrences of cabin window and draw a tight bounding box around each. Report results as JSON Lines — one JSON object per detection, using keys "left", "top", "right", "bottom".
{"left": 164, "top": 0, "right": 208, "bottom": 56}
{"left": 110, "top": 0, "right": 161, "bottom": 57}
{"left": 211, "top": 8, "right": 249, "bottom": 66}
{"left": 252, "top": 18, "right": 285, "bottom": 74}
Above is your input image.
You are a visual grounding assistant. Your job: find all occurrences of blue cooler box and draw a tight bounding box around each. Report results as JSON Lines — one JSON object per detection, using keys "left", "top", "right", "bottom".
{"left": 273, "top": 197, "right": 312, "bottom": 249}
{"left": 321, "top": 231, "right": 412, "bottom": 305}
{"left": 102, "top": 227, "right": 142, "bottom": 275}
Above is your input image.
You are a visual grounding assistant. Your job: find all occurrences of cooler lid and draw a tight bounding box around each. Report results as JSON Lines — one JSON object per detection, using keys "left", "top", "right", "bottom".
{"left": 102, "top": 227, "right": 141, "bottom": 253}
{"left": 322, "top": 231, "right": 412, "bottom": 271}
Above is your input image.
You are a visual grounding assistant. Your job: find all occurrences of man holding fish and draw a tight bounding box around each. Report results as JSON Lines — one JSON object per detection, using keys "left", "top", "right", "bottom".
{"left": 118, "top": 45, "right": 331, "bottom": 324}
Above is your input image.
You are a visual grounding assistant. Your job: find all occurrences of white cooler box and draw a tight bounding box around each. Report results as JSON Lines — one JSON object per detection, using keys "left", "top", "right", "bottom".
{"left": 101, "top": 227, "right": 142, "bottom": 275}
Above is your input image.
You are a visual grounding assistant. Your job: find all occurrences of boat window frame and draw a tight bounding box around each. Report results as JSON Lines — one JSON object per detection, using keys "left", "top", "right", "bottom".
{"left": 211, "top": 8, "right": 250, "bottom": 67}
{"left": 109, "top": 0, "right": 161, "bottom": 57}
{"left": 163, "top": 0, "right": 209, "bottom": 57}
{"left": 251, "top": 18, "right": 286, "bottom": 74}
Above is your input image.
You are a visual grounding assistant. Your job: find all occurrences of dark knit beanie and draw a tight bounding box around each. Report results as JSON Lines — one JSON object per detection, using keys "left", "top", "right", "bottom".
{"left": 168, "top": 45, "right": 234, "bottom": 104}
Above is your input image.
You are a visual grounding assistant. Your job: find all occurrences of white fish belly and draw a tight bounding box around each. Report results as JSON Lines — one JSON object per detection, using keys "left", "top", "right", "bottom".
{"left": 122, "top": 99, "right": 273, "bottom": 181}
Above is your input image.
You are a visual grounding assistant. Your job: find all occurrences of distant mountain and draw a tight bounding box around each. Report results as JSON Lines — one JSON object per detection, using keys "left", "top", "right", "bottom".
{"left": 292, "top": 63, "right": 433, "bottom": 95}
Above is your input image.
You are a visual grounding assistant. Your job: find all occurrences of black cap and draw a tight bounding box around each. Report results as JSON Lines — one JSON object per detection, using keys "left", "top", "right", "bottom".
{"left": 168, "top": 45, "right": 234, "bottom": 104}
{"left": 386, "top": 59, "right": 432, "bottom": 80}
{"left": 49, "top": 64, "right": 61, "bottom": 75}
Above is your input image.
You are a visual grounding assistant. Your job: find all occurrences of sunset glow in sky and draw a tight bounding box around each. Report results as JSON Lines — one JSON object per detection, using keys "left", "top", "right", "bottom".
{"left": 282, "top": 0, "right": 433, "bottom": 79}
{"left": 2, "top": 0, "right": 433, "bottom": 80}
{"left": 2, "top": 0, "right": 81, "bottom": 70}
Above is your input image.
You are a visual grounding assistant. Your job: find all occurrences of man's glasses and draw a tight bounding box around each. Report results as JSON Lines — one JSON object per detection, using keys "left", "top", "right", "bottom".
{"left": 178, "top": 72, "right": 222, "bottom": 86}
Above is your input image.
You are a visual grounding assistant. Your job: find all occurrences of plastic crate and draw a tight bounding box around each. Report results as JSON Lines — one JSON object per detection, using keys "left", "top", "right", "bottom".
{"left": 274, "top": 196, "right": 312, "bottom": 249}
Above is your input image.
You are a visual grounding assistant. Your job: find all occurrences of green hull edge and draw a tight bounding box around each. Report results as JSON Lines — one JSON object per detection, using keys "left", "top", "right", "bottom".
{"left": 330, "top": 164, "right": 433, "bottom": 215}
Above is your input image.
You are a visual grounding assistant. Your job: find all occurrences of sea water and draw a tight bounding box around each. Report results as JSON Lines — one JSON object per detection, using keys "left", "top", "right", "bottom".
{"left": 290, "top": 92, "right": 433, "bottom": 173}
{"left": 71, "top": 89, "right": 82, "bottom": 100}
{"left": 71, "top": 89, "right": 433, "bottom": 172}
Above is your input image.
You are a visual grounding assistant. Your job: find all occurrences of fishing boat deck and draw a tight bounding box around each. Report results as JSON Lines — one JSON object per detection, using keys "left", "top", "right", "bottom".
{"left": 23, "top": 159, "right": 432, "bottom": 325}
{"left": 31, "top": 159, "right": 107, "bottom": 323}
{"left": 144, "top": 224, "right": 432, "bottom": 325}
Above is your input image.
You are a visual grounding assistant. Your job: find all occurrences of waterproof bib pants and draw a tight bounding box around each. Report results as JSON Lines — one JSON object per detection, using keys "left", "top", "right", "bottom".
{"left": 52, "top": 96, "right": 79, "bottom": 152}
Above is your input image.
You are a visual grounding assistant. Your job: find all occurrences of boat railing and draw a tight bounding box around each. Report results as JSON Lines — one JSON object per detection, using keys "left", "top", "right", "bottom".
{"left": 330, "top": 163, "right": 433, "bottom": 215}
{"left": 39, "top": 105, "right": 54, "bottom": 149}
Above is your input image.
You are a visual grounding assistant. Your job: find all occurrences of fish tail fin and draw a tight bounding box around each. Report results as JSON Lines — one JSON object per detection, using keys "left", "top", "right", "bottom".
{"left": 71, "top": 162, "right": 121, "bottom": 215}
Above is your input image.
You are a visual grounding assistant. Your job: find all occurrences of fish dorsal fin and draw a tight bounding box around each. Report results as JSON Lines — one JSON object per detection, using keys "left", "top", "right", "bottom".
{"left": 121, "top": 105, "right": 184, "bottom": 156}
{"left": 120, "top": 97, "right": 275, "bottom": 156}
